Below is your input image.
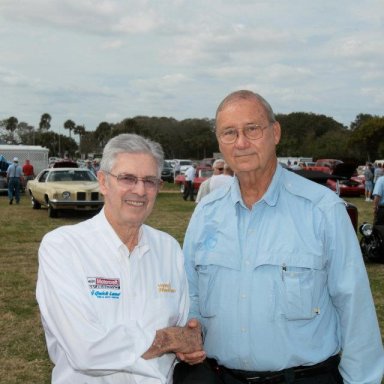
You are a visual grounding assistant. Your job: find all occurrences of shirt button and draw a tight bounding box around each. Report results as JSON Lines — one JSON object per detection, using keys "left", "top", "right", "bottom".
{"left": 240, "top": 294, "right": 247, "bottom": 299}
{"left": 241, "top": 327, "right": 247, "bottom": 333}
{"left": 245, "top": 260, "right": 250, "bottom": 266}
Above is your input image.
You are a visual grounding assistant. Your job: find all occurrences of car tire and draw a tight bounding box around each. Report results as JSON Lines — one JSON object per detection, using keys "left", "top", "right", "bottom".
{"left": 48, "top": 204, "right": 58, "bottom": 218}
{"left": 31, "top": 195, "right": 41, "bottom": 209}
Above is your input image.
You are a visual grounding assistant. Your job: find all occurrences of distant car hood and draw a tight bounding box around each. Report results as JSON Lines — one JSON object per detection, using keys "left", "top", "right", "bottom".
{"left": 290, "top": 169, "right": 338, "bottom": 185}
{"left": 47, "top": 181, "right": 100, "bottom": 189}
{"left": 331, "top": 163, "right": 357, "bottom": 179}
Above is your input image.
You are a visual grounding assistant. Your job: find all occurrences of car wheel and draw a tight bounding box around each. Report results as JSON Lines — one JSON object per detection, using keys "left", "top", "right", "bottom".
{"left": 31, "top": 195, "right": 41, "bottom": 209}
{"left": 48, "top": 203, "right": 58, "bottom": 218}
{"left": 359, "top": 235, "right": 382, "bottom": 263}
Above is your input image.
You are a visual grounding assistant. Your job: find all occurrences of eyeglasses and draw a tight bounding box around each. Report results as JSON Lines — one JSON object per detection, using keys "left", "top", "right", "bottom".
{"left": 106, "top": 172, "right": 162, "bottom": 191}
{"left": 218, "top": 124, "right": 271, "bottom": 144}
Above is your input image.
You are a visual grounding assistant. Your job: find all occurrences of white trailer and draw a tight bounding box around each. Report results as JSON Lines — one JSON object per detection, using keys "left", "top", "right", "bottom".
{"left": 0, "top": 145, "right": 49, "bottom": 174}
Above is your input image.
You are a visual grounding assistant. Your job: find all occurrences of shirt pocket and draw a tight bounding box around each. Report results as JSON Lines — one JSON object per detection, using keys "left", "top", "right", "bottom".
{"left": 195, "top": 250, "right": 240, "bottom": 319}
{"left": 282, "top": 266, "right": 319, "bottom": 320}
{"left": 268, "top": 252, "right": 325, "bottom": 321}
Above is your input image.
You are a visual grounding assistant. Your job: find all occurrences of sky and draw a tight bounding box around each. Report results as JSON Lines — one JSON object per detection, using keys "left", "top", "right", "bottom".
{"left": 0, "top": 0, "right": 383, "bottom": 134}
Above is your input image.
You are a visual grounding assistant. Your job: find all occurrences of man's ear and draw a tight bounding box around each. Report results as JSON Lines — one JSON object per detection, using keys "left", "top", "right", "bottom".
{"left": 98, "top": 171, "right": 108, "bottom": 196}
{"left": 273, "top": 122, "right": 281, "bottom": 145}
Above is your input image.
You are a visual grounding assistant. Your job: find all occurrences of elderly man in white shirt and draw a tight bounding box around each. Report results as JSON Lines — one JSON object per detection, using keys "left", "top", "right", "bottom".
{"left": 36, "top": 134, "right": 204, "bottom": 384}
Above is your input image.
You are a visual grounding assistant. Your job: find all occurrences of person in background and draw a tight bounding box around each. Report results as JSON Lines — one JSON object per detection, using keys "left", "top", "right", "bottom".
{"left": 93, "top": 159, "right": 100, "bottom": 175}
{"left": 372, "top": 172, "right": 384, "bottom": 225}
{"left": 290, "top": 160, "right": 301, "bottom": 170}
{"left": 22, "top": 159, "right": 35, "bottom": 187}
{"left": 174, "top": 161, "right": 181, "bottom": 181}
{"left": 364, "top": 162, "right": 374, "bottom": 201}
{"left": 178, "top": 90, "right": 384, "bottom": 383}
{"left": 36, "top": 133, "right": 204, "bottom": 384}
{"left": 85, "top": 159, "right": 96, "bottom": 175}
{"left": 6, "top": 157, "right": 23, "bottom": 205}
{"left": 195, "top": 159, "right": 225, "bottom": 204}
{"left": 209, "top": 162, "right": 234, "bottom": 192}
{"left": 183, "top": 163, "right": 196, "bottom": 201}
{"left": 374, "top": 163, "right": 384, "bottom": 185}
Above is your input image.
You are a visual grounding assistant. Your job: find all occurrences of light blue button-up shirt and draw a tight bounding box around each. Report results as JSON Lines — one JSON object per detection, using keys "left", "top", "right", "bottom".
{"left": 373, "top": 176, "right": 384, "bottom": 205}
{"left": 183, "top": 164, "right": 384, "bottom": 383}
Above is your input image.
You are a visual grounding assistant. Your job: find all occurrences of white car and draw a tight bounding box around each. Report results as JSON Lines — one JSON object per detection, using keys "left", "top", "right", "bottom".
{"left": 174, "top": 159, "right": 192, "bottom": 175}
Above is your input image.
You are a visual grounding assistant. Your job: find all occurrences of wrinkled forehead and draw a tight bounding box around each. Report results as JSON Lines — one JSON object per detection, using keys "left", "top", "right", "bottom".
{"left": 216, "top": 98, "right": 269, "bottom": 128}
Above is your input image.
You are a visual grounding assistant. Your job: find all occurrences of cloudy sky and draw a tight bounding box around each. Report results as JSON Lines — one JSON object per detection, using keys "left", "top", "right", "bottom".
{"left": 0, "top": 0, "right": 383, "bottom": 134}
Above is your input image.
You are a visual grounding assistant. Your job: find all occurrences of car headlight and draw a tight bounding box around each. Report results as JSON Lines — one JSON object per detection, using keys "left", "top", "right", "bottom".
{"left": 62, "top": 191, "right": 71, "bottom": 199}
{"left": 359, "top": 223, "right": 373, "bottom": 236}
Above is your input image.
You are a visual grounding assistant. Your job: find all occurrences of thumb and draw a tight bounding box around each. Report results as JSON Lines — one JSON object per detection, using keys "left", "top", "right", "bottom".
{"left": 187, "top": 318, "right": 199, "bottom": 329}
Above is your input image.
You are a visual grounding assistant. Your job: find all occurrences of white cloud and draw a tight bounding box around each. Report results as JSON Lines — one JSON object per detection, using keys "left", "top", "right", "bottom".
{"left": 0, "top": 0, "right": 383, "bottom": 130}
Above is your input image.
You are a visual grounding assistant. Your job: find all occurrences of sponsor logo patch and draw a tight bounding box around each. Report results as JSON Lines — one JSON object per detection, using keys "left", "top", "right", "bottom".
{"left": 88, "top": 277, "right": 121, "bottom": 299}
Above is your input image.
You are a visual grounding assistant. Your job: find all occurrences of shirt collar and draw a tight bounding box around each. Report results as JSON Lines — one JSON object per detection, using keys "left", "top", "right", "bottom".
{"left": 95, "top": 209, "right": 150, "bottom": 259}
{"left": 229, "top": 163, "right": 282, "bottom": 208}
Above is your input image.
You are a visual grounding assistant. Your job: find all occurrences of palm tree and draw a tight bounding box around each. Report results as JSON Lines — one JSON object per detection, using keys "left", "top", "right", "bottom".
{"left": 64, "top": 119, "right": 76, "bottom": 138}
{"left": 39, "top": 113, "right": 51, "bottom": 131}
{"left": 5, "top": 116, "right": 18, "bottom": 143}
{"left": 74, "top": 125, "right": 86, "bottom": 155}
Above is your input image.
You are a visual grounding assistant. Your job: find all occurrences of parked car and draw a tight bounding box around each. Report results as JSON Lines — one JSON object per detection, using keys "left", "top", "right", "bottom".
{"left": 291, "top": 169, "right": 358, "bottom": 231}
{"left": 303, "top": 159, "right": 343, "bottom": 174}
{"left": 325, "top": 163, "right": 364, "bottom": 197}
{"left": 50, "top": 160, "right": 78, "bottom": 168}
{"left": 174, "top": 159, "right": 192, "bottom": 175}
{"left": 161, "top": 160, "right": 174, "bottom": 183}
{"left": 0, "top": 155, "right": 10, "bottom": 195}
{"left": 175, "top": 166, "right": 213, "bottom": 194}
{"left": 0, "top": 171, "right": 8, "bottom": 195}
{"left": 26, "top": 168, "right": 104, "bottom": 218}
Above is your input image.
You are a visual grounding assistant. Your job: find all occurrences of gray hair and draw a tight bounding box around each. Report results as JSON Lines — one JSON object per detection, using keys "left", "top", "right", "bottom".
{"left": 100, "top": 133, "right": 164, "bottom": 176}
{"left": 212, "top": 159, "right": 225, "bottom": 168}
{"left": 215, "top": 90, "right": 276, "bottom": 126}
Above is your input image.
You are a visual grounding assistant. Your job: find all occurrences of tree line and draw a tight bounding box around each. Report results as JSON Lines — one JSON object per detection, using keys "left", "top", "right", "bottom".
{"left": 1, "top": 112, "right": 383, "bottom": 162}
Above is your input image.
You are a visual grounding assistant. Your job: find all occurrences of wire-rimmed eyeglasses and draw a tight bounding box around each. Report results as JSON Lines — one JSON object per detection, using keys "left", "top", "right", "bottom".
{"left": 217, "top": 124, "right": 271, "bottom": 144}
{"left": 106, "top": 172, "right": 162, "bottom": 191}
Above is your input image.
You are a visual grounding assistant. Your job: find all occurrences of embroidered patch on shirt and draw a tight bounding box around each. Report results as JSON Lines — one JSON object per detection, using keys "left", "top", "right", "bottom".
{"left": 157, "top": 282, "right": 176, "bottom": 293}
{"left": 88, "top": 277, "right": 121, "bottom": 299}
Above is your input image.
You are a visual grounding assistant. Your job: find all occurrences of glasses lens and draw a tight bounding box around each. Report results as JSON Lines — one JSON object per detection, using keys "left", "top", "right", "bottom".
{"left": 245, "top": 125, "right": 263, "bottom": 139}
{"left": 220, "top": 129, "right": 237, "bottom": 144}
{"left": 118, "top": 175, "right": 137, "bottom": 187}
{"left": 143, "top": 178, "right": 159, "bottom": 190}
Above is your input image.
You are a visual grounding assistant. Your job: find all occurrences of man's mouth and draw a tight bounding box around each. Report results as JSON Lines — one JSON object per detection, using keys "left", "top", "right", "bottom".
{"left": 124, "top": 199, "right": 145, "bottom": 207}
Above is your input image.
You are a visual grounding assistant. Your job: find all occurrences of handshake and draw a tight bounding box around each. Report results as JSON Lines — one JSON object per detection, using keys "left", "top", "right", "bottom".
{"left": 143, "top": 318, "right": 206, "bottom": 365}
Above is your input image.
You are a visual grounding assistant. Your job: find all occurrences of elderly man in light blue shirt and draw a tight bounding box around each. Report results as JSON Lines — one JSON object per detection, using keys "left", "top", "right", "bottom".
{"left": 176, "top": 90, "right": 384, "bottom": 384}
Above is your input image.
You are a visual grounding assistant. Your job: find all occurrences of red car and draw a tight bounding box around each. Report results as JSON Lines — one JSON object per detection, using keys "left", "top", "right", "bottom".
{"left": 175, "top": 166, "right": 213, "bottom": 194}
{"left": 291, "top": 169, "right": 358, "bottom": 231}
{"left": 325, "top": 163, "right": 364, "bottom": 197}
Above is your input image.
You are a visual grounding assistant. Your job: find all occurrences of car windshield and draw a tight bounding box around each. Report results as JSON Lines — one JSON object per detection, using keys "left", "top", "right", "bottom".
{"left": 179, "top": 160, "right": 192, "bottom": 166}
{"left": 47, "top": 170, "right": 97, "bottom": 182}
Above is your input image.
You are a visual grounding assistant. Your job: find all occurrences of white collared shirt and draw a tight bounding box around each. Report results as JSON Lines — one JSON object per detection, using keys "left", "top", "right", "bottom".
{"left": 184, "top": 166, "right": 195, "bottom": 181}
{"left": 36, "top": 209, "right": 189, "bottom": 384}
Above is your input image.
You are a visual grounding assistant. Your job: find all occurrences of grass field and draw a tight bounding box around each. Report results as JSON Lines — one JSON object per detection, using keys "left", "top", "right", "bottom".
{"left": 0, "top": 185, "right": 382, "bottom": 383}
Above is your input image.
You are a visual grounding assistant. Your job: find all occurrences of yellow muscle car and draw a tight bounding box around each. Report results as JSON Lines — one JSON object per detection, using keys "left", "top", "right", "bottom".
{"left": 26, "top": 168, "right": 104, "bottom": 218}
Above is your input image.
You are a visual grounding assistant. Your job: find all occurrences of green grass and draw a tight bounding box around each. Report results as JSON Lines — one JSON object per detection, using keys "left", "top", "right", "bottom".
{"left": 0, "top": 188, "right": 382, "bottom": 383}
